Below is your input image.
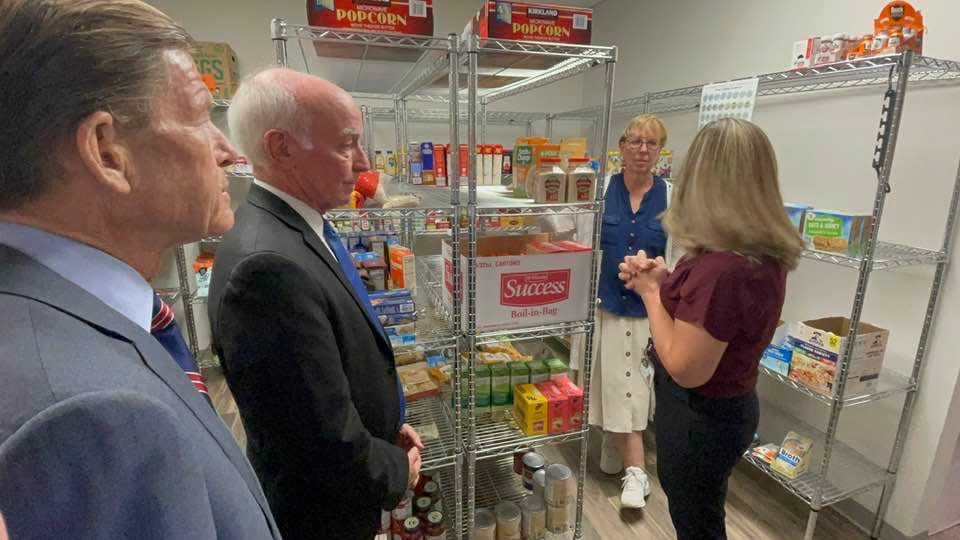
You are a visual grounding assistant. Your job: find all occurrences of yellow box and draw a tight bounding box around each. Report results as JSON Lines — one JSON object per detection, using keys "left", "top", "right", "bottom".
{"left": 513, "top": 384, "right": 548, "bottom": 436}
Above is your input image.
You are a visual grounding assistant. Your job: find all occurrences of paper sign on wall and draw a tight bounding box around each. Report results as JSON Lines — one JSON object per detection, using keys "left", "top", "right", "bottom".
{"left": 698, "top": 78, "right": 760, "bottom": 130}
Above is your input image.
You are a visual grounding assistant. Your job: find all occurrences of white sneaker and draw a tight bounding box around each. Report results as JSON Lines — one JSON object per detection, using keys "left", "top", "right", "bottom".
{"left": 620, "top": 466, "right": 651, "bottom": 509}
{"left": 600, "top": 432, "right": 623, "bottom": 475}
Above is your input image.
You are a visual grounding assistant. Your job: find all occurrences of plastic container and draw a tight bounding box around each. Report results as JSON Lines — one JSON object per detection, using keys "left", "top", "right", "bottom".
{"left": 566, "top": 157, "right": 597, "bottom": 203}
{"left": 532, "top": 158, "right": 566, "bottom": 204}
{"left": 475, "top": 509, "right": 497, "bottom": 540}
{"left": 520, "top": 496, "right": 547, "bottom": 540}
{"left": 495, "top": 501, "right": 522, "bottom": 540}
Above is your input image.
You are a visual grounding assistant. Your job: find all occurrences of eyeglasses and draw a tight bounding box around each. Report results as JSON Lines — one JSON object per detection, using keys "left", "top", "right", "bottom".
{"left": 623, "top": 138, "right": 661, "bottom": 150}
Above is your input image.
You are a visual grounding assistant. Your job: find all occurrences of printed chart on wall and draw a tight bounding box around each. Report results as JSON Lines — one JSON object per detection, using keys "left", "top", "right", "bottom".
{"left": 698, "top": 78, "right": 759, "bottom": 130}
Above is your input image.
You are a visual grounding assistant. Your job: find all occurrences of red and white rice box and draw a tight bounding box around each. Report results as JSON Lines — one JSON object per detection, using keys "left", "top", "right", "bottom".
{"left": 476, "top": 1, "right": 592, "bottom": 45}
{"left": 526, "top": 241, "right": 565, "bottom": 254}
{"left": 442, "top": 241, "right": 591, "bottom": 332}
{"left": 553, "top": 375, "right": 583, "bottom": 430}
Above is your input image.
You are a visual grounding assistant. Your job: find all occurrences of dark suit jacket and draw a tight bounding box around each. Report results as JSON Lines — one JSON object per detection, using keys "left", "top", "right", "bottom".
{"left": 208, "top": 185, "right": 408, "bottom": 540}
{"left": 0, "top": 245, "right": 279, "bottom": 540}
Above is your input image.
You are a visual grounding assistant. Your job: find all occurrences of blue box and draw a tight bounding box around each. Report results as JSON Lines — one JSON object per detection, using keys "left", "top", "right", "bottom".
{"left": 784, "top": 203, "right": 812, "bottom": 233}
{"left": 760, "top": 343, "right": 793, "bottom": 377}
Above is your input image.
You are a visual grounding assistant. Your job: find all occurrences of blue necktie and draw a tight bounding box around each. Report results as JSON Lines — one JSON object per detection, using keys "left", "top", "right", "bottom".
{"left": 321, "top": 220, "right": 406, "bottom": 424}
{"left": 151, "top": 294, "right": 211, "bottom": 403}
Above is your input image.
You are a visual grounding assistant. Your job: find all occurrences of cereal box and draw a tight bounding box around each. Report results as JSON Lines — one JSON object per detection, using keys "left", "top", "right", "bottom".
{"left": 801, "top": 210, "right": 874, "bottom": 258}
{"left": 513, "top": 383, "right": 548, "bottom": 436}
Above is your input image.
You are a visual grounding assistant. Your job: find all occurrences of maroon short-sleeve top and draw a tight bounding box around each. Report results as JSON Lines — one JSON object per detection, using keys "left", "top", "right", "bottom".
{"left": 659, "top": 251, "right": 788, "bottom": 398}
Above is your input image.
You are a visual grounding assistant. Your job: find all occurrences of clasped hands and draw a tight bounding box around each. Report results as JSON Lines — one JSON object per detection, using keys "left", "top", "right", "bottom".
{"left": 618, "top": 250, "right": 669, "bottom": 298}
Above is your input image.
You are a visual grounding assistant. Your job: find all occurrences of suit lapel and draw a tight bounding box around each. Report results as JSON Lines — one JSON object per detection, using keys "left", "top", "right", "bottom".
{"left": 0, "top": 246, "right": 277, "bottom": 531}
{"left": 247, "top": 185, "right": 392, "bottom": 352}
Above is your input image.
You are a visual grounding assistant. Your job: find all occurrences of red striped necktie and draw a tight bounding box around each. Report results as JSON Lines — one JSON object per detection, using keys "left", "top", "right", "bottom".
{"left": 151, "top": 294, "right": 210, "bottom": 399}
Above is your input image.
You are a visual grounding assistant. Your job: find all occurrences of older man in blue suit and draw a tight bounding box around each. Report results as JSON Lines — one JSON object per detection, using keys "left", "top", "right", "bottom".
{"left": 0, "top": 1, "right": 279, "bottom": 538}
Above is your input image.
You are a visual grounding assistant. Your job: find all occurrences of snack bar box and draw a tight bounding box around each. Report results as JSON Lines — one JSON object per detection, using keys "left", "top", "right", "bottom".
{"left": 442, "top": 240, "right": 591, "bottom": 332}
{"left": 787, "top": 317, "right": 889, "bottom": 397}
{"left": 307, "top": 0, "right": 434, "bottom": 61}
{"left": 193, "top": 41, "right": 239, "bottom": 99}
{"left": 473, "top": 1, "right": 592, "bottom": 45}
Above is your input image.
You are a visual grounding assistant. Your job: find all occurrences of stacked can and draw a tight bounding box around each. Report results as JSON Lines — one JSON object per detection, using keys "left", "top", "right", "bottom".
{"left": 408, "top": 142, "right": 423, "bottom": 184}
{"left": 544, "top": 464, "right": 575, "bottom": 534}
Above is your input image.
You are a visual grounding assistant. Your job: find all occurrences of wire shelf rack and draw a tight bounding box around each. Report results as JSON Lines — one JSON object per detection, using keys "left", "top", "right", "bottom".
{"left": 154, "top": 288, "right": 182, "bottom": 305}
{"left": 474, "top": 320, "right": 592, "bottom": 347}
{"left": 801, "top": 241, "right": 946, "bottom": 270}
{"left": 746, "top": 401, "right": 891, "bottom": 508}
{"left": 473, "top": 412, "right": 587, "bottom": 460}
{"left": 758, "top": 364, "right": 913, "bottom": 408}
{"left": 407, "top": 395, "right": 457, "bottom": 471}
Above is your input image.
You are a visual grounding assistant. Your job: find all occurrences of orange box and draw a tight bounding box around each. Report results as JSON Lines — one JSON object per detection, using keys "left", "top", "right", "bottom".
{"left": 552, "top": 375, "right": 584, "bottom": 430}
{"left": 388, "top": 245, "right": 416, "bottom": 292}
{"left": 475, "top": 1, "right": 592, "bottom": 45}
{"left": 434, "top": 143, "right": 447, "bottom": 187}
{"left": 535, "top": 381, "right": 570, "bottom": 434}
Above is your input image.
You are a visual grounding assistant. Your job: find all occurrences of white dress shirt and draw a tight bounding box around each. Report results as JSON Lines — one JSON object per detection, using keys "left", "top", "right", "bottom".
{"left": 253, "top": 180, "right": 337, "bottom": 260}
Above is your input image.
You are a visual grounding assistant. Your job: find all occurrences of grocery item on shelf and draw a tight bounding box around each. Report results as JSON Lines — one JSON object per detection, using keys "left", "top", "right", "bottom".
{"left": 193, "top": 41, "right": 239, "bottom": 99}
{"left": 784, "top": 203, "right": 812, "bottom": 233}
{"left": 495, "top": 500, "right": 522, "bottom": 540}
{"left": 513, "top": 383, "right": 549, "bottom": 435}
{"left": 477, "top": 364, "right": 493, "bottom": 412}
{"left": 502, "top": 149, "right": 514, "bottom": 188}
{"left": 552, "top": 240, "right": 591, "bottom": 252}
{"left": 398, "top": 362, "right": 440, "bottom": 401}
{"left": 193, "top": 254, "right": 214, "bottom": 299}
{"left": 527, "top": 359, "right": 550, "bottom": 383}
{"left": 606, "top": 149, "right": 622, "bottom": 176}
{"left": 392, "top": 490, "right": 414, "bottom": 528}
{"left": 433, "top": 144, "right": 447, "bottom": 187}
{"left": 512, "top": 138, "right": 537, "bottom": 197}
{"left": 526, "top": 241, "right": 566, "bottom": 255}
{"left": 475, "top": 509, "right": 497, "bottom": 540}
{"left": 566, "top": 157, "right": 596, "bottom": 203}
{"left": 369, "top": 288, "right": 416, "bottom": 318}
{"left": 307, "top": 0, "right": 435, "bottom": 39}
{"left": 520, "top": 496, "right": 547, "bottom": 539}
{"left": 544, "top": 464, "right": 574, "bottom": 534}
{"left": 655, "top": 148, "right": 673, "bottom": 179}
{"left": 385, "top": 150, "right": 398, "bottom": 176}
{"left": 491, "top": 363, "right": 513, "bottom": 412}
{"left": 532, "top": 157, "right": 566, "bottom": 204}
{"left": 510, "top": 361, "right": 531, "bottom": 387}
{"left": 459, "top": 144, "right": 470, "bottom": 183}
{"left": 492, "top": 145, "right": 505, "bottom": 186}
{"left": 374, "top": 150, "right": 385, "bottom": 172}
{"left": 423, "top": 511, "right": 446, "bottom": 539}
{"left": 751, "top": 443, "right": 781, "bottom": 465}
{"left": 787, "top": 317, "right": 889, "bottom": 397}
{"left": 532, "top": 469, "right": 547, "bottom": 499}
{"left": 389, "top": 245, "right": 417, "bottom": 292}
{"left": 362, "top": 258, "right": 388, "bottom": 291}
{"left": 409, "top": 142, "right": 423, "bottom": 185}
{"left": 522, "top": 451, "right": 545, "bottom": 490}
{"left": 761, "top": 321, "right": 793, "bottom": 377}
{"left": 553, "top": 375, "right": 584, "bottom": 430}
{"left": 536, "top": 381, "right": 571, "bottom": 434}
{"left": 545, "top": 358, "right": 569, "bottom": 381}
{"left": 813, "top": 34, "right": 856, "bottom": 65}
{"left": 415, "top": 496, "right": 432, "bottom": 520}
{"left": 801, "top": 209, "right": 874, "bottom": 257}
{"left": 791, "top": 37, "right": 821, "bottom": 69}
{"left": 472, "top": 0, "right": 593, "bottom": 45}
{"left": 413, "top": 421, "right": 439, "bottom": 443}
{"left": 481, "top": 145, "right": 494, "bottom": 185}
{"left": 770, "top": 431, "right": 814, "bottom": 479}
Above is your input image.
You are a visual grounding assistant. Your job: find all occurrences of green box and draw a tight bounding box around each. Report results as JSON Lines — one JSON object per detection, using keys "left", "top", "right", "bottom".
{"left": 510, "top": 362, "right": 531, "bottom": 388}
{"left": 192, "top": 41, "right": 239, "bottom": 99}
{"left": 801, "top": 209, "right": 874, "bottom": 258}
{"left": 476, "top": 365, "right": 492, "bottom": 411}
{"left": 527, "top": 360, "right": 550, "bottom": 384}
{"left": 545, "top": 358, "right": 569, "bottom": 381}
{"left": 490, "top": 363, "right": 512, "bottom": 412}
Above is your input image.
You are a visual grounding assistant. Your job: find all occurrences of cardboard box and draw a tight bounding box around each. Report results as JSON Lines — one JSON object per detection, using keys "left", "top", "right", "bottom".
{"left": 791, "top": 38, "right": 820, "bottom": 69}
{"left": 536, "top": 381, "right": 570, "bottom": 434}
{"left": 552, "top": 375, "right": 583, "bottom": 430}
{"left": 784, "top": 203, "right": 812, "bottom": 234}
{"left": 475, "top": 1, "right": 592, "bottom": 45}
{"left": 388, "top": 245, "right": 416, "bottom": 292}
{"left": 787, "top": 317, "right": 889, "bottom": 397}
{"left": 545, "top": 358, "right": 568, "bottom": 381}
{"left": 513, "top": 384, "right": 548, "bottom": 436}
{"left": 490, "top": 363, "right": 512, "bottom": 412}
{"left": 526, "top": 241, "right": 565, "bottom": 255}
{"left": 553, "top": 240, "right": 591, "bottom": 252}
{"left": 397, "top": 362, "right": 439, "bottom": 402}
{"left": 362, "top": 258, "right": 388, "bottom": 291}
{"left": 527, "top": 359, "right": 550, "bottom": 383}
{"left": 307, "top": 0, "right": 434, "bottom": 60}
{"left": 761, "top": 343, "right": 793, "bottom": 377}
{"left": 802, "top": 210, "right": 874, "bottom": 258}
{"left": 443, "top": 241, "right": 592, "bottom": 332}
{"left": 510, "top": 361, "right": 531, "bottom": 387}
{"left": 193, "top": 41, "right": 239, "bottom": 99}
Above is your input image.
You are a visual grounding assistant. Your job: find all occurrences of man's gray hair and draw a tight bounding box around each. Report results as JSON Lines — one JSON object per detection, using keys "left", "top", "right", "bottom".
{"left": 228, "top": 69, "right": 312, "bottom": 169}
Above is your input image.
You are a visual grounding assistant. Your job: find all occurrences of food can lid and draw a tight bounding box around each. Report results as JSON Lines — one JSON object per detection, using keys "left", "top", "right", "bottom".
{"left": 404, "top": 517, "right": 421, "bottom": 530}
{"left": 427, "top": 510, "right": 444, "bottom": 524}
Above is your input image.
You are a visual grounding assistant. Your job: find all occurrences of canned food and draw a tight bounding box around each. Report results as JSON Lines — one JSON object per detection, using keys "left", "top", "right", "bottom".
{"left": 520, "top": 495, "right": 547, "bottom": 540}
{"left": 423, "top": 510, "right": 446, "bottom": 539}
{"left": 522, "top": 452, "right": 546, "bottom": 490}
{"left": 474, "top": 509, "right": 496, "bottom": 540}
{"left": 415, "top": 496, "right": 432, "bottom": 519}
{"left": 532, "top": 468, "right": 547, "bottom": 499}
{"left": 495, "top": 500, "right": 522, "bottom": 539}
{"left": 544, "top": 464, "right": 575, "bottom": 507}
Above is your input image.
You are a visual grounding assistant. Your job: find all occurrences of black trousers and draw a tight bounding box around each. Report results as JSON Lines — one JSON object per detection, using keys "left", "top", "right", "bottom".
{"left": 653, "top": 358, "right": 759, "bottom": 540}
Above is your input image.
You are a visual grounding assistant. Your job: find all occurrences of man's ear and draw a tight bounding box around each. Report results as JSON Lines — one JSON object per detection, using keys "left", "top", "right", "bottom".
{"left": 264, "top": 129, "right": 294, "bottom": 167}
{"left": 75, "top": 111, "right": 133, "bottom": 194}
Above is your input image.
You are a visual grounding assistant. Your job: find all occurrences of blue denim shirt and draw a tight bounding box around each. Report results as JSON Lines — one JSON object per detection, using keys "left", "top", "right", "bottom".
{"left": 598, "top": 173, "right": 668, "bottom": 318}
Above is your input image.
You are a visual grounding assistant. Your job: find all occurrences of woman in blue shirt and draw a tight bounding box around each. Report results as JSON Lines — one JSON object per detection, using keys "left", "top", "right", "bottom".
{"left": 589, "top": 114, "right": 668, "bottom": 509}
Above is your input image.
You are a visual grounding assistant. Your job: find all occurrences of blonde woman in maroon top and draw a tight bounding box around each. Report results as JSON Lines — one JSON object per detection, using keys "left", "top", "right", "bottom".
{"left": 619, "top": 118, "right": 803, "bottom": 540}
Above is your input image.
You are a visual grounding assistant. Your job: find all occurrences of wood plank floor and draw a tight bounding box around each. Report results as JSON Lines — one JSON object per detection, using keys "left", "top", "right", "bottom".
{"left": 204, "top": 367, "right": 955, "bottom": 540}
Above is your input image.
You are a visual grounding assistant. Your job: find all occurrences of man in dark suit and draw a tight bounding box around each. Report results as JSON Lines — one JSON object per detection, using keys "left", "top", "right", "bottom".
{"left": 208, "top": 69, "right": 422, "bottom": 540}
{"left": 0, "top": 1, "right": 279, "bottom": 539}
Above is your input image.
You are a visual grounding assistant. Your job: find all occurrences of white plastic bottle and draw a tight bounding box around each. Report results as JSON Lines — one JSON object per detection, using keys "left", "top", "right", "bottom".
{"left": 533, "top": 158, "right": 566, "bottom": 204}
{"left": 566, "top": 157, "right": 596, "bottom": 203}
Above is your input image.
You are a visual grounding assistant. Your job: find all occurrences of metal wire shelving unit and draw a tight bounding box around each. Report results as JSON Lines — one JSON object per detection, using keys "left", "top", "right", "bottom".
{"left": 548, "top": 52, "right": 960, "bottom": 540}
{"left": 269, "top": 16, "right": 616, "bottom": 538}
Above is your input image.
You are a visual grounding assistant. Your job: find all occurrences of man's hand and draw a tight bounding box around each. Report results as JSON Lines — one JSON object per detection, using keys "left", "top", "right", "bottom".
{"left": 407, "top": 446, "right": 422, "bottom": 489}
{"left": 397, "top": 423, "right": 423, "bottom": 451}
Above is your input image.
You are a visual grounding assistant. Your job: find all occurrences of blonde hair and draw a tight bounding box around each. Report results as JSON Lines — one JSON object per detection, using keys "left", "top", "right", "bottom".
{"left": 662, "top": 118, "right": 803, "bottom": 269}
{"left": 619, "top": 114, "right": 668, "bottom": 146}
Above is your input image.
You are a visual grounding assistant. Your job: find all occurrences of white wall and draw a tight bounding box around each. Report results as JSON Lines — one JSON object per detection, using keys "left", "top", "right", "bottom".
{"left": 589, "top": 0, "right": 960, "bottom": 537}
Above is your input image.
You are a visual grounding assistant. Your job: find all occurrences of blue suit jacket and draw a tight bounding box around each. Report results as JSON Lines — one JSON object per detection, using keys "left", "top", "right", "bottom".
{"left": 0, "top": 245, "right": 280, "bottom": 540}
